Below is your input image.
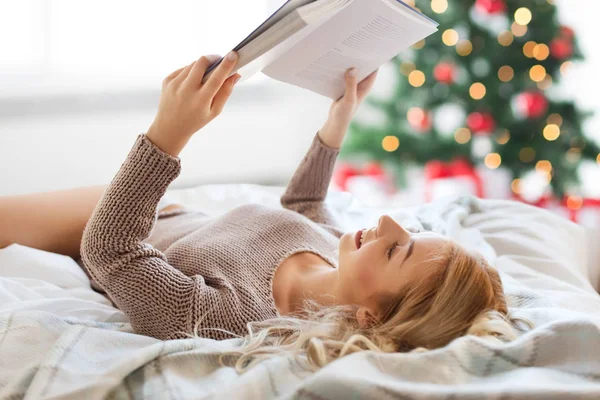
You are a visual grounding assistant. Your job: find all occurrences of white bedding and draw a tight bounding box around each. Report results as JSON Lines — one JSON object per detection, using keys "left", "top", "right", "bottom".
{"left": 1, "top": 184, "right": 600, "bottom": 399}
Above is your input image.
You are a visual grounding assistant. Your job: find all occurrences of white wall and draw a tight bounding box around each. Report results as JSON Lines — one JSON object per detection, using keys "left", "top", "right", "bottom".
{"left": 0, "top": 81, "right": 332, "bottom": 196}
{"left": 1, "top": 0, "right": 598, "bottom": 196}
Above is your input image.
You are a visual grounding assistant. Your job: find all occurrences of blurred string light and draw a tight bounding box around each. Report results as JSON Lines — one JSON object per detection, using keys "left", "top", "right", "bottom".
{"left": 400, "top": 61, "right": 416, "bottom": 75}
{"left": 454, "top": 128, "right": 471, "bottom": 144}
{"left": 442, "top": 29, "right": 459, "bottom": 46}
{"left": 412, "top": 39, "right": 426, "bottom": 49}
{"left": 536, "top": 160, "right": 553, "bottom": 174}
{"left": 498, "top": 65, "right": 514, "bottom": 82}
{"left": 597, "top": 153, "right": 600, "bottom": 164}
{"left": 523, "top": 41, "right": 536, "bottom": 58}
{"left": 547, "top": 113, "right": 563, "bottom": 126}
{"left": 496, "top": 130, "right": 510, "bottom": 144}
{"left": 519, "top": 147, "right": 536, "bottom": 162}
{"left": 543, "top": 124, "right": 560, "bottom": 141}
{"left": 469, "top": 82, "right": 486, "bottom": 99}
{"left": 511, "top": 22, "right": 527, "bottom": 37}
{"left": 382, "top": 136, "right": 400, "bottom": 152}
{"left": 514, "top": 7, "right": 532, "bottom": 25}
{"left": 537, "top": 75, "right": 553, "bottom": 90}
{"left": 456, "top": 40, "right": 473, "bottom": 56}
{"left": 498, "top": 31, "right": 514, "bottom": 46}
{"left": 511, "top": 179, "right": 522, "bottom": 194}
{"left": 431, "top": 0, "right": 448, "bottom": 14}
{"left": 566, "top": 196, "right": 584, "bottom": 210}
{"left": 484, "top": 153, "right": 502, "bottom": 169}
{"left": 408, "top": 70, "right": 426, "bottom": 87}
{"left": 529, "top": 65, "right": 546, "bottom": 82}
{"left": 533, "top": 44, "right": 550, "bottom": 60}
{"left": 560, "top": 61, "right": 573, "bottom": 75}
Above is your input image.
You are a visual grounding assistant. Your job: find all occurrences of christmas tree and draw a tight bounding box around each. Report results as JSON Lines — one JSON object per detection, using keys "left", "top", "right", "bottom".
{"left": 339, "top": 0, "right": 599, "bottom": 201}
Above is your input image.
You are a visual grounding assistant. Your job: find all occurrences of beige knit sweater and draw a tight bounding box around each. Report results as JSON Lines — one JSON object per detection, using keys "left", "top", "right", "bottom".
{"left": 79, "top": 132, "right": 345, "bottom": 341}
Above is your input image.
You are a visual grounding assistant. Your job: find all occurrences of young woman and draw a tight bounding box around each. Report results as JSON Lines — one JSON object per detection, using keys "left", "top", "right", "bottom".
{"left": 0, "top": 51, "right": 531, "bottom": 373}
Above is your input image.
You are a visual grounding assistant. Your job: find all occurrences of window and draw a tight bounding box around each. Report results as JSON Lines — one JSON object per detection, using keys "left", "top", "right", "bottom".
{"left": 0, "top": 0, "right": 274, "bottom": 97}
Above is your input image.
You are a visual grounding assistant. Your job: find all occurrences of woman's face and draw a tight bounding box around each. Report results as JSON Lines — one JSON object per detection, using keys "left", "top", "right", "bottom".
{"left": 338, "top": 215, "right": 450, "bottom": 312}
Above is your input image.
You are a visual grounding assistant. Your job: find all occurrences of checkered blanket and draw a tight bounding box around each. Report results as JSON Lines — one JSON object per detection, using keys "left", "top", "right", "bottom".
{"left": 2, "top": 192, "right": 600, "bottom": 399}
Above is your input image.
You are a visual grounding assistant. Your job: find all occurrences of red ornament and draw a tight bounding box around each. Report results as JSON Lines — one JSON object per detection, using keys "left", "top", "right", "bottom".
{"left": 559, "top": 25, "right": 575, "bottom": 39}
{"left": 333, "top": 163, "right": 360, "bottom": 191}
{"left": 475, "top": 0, "right": 506, "bottom": 15}
{"left": 467, "top": 112, "right": 496, "bottom": 134}
{"left": 515, "top": 91, "right": 549, "bottom": 119}
{"left": 434, "top": 62, "right": 456, "bottom": 84}
{"left": 363, "top": 162, "right": 385, "bottom": 178}
{"left": 550, "top": 37, "right": 573, "bottom": 59}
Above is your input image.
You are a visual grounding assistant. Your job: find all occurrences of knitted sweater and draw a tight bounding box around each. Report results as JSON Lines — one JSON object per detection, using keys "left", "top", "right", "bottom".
{"left": 79, "top": 132, "right": 345, "bottom": 341}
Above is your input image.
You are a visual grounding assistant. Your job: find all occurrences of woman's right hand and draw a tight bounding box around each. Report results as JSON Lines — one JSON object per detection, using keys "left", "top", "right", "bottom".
{"left": 146, "top": 51, "right": 241, "bottom": 157}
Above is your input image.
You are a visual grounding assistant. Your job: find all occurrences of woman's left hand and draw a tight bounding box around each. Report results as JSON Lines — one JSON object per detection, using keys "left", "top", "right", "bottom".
{"left": 318, "top": 67, "right": 379, "bottom": 149}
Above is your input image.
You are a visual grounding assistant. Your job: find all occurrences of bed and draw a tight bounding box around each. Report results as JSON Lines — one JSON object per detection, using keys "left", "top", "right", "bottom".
{"left": 1, "top": 183, "right": 600, "bottom": 399}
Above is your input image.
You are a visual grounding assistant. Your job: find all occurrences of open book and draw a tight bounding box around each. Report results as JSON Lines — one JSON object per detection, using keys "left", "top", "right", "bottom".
{"left": 201, "top": 0, "right": 439, "bottom": 100}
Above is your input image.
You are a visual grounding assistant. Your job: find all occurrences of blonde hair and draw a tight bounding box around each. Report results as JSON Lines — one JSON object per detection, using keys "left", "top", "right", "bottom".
{"left": 191, "top": 240, "right": 533, "bottom": 374}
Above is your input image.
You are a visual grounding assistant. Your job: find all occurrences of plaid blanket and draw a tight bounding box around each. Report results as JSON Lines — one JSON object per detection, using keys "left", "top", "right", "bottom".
{"left": 1, "top": 194, "right": 600, "bottom": 399}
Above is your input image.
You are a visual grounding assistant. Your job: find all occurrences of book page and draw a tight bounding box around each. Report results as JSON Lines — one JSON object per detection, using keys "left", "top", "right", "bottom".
{"left": 262, "top": 0, "right": 438, "bottom": 99}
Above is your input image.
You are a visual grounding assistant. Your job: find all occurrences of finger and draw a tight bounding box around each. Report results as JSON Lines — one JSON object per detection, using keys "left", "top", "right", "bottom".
{"left": 210, "top": 74, "right": 240, "bottom": 116}
{"left": 344, "top": 68, "right": 359, "bottom": 103}
{"left": 163, "top": 65, "right": 187, "bottom": 86}
{"left": 357, "top": 69, "right": 378, "bottom": 102}
{"left": 186, "top": 54, "right": 221, "bottom": 88}
{"left": 172, "top": 61, "right": 196, "bottom": 86}
{"left": 202, "top": 51, "right": 239, "bottom": 98}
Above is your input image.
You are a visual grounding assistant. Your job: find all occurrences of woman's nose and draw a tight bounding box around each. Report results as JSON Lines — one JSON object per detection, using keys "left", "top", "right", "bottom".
{"left": 378, "top": 215, "right": 411, "bottom": 240}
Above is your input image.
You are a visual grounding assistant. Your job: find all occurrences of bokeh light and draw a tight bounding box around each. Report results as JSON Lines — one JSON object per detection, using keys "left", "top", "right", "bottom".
{"left": 454, "top": 128, "right": 471, "bottom": 144}
{"left": 515, "top": 7, "right": 532, "bottom": 25}
{"left": 431, "top": 0, "right": 448, "bottom": 13}
{"left": 498, "top": 31, "right": 514, "bottom": 46}
{"left": 560, "top": 61, "right": 573, "bottom": 75}
{"left": 400, "top": 62, "right": 416, "bottom": 75}
{"left": 547, "top": 113, "right": 563, "bottom": 126}
{"left": 519, "top": 147, "right": 536, "bottom": 162}
{"left": 412, "top": 39, "right": 426, "bottom": 49}
{"left": 523, "top": 41, "right": 537, "bottom": 58}
{"left": 566, "top": 196, "right": 583, "bottom": 210}
{"left": 469, "top": 82, "right": 486, "bottom": 100}
{"left": 543, "top": 124, "right": 561, "bottom": 141}
{"left": 408, "top": 70, "right": 426, "bottom": 87}
{"left": 484, "top": 153, "right": 502, "bottom": 169}
{"left": 511, "top": 179, "right": 522, "bottom": 194}
{"left": 511, "top": 22, "right": 528, "bottom": 37}
{"left": 537, "top": 75, "right": 553, "bottom": 90}
{"left": 442, "top": 29, "right": 459, "bottom": 46}
{"left": 498, "top": 66, "right": 514, "bottom": 82}
{"left": 529, "top": 65, "right": 547, "bottom": 82}
{"left": 382, "top": 136, "right": 400, "bottom": 152}
{"left": 456, "top": 40, "right": 473, "bottom": 56}
{"left": 536, "top": 160, "right": 553, "bottom": 174}
{"left": 496, "top": 130, "right": 511, "bottom": 144}
{"left": 533, "top": 44, "right": 550, "bottom": 60}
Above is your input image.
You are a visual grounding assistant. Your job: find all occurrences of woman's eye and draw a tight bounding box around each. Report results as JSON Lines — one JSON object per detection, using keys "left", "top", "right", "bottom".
{"left": 386, "top": 242, "right": 399, "bottom": 260}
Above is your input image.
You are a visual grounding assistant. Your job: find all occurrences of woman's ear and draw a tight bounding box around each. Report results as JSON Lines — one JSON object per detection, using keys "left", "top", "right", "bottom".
{"left": 356, "top": 307, "right": 379, "bottom": 329}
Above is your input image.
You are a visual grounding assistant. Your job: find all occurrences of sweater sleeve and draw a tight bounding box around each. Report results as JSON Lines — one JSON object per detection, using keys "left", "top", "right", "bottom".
{"left": 80, "top": 133, "right": 227, "bottom": 340}
{"left": 280, "top": 131, "right": 345, "bottom": 235}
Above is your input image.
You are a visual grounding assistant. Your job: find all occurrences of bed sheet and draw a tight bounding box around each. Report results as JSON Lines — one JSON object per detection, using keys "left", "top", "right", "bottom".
{"left": 1, "top": 184, "right": 599, "bottom": 399}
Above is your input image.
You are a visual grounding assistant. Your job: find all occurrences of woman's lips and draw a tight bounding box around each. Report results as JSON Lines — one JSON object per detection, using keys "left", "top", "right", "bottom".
{"left": 355, "top": 229, "right": 364, "bottom": 249}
